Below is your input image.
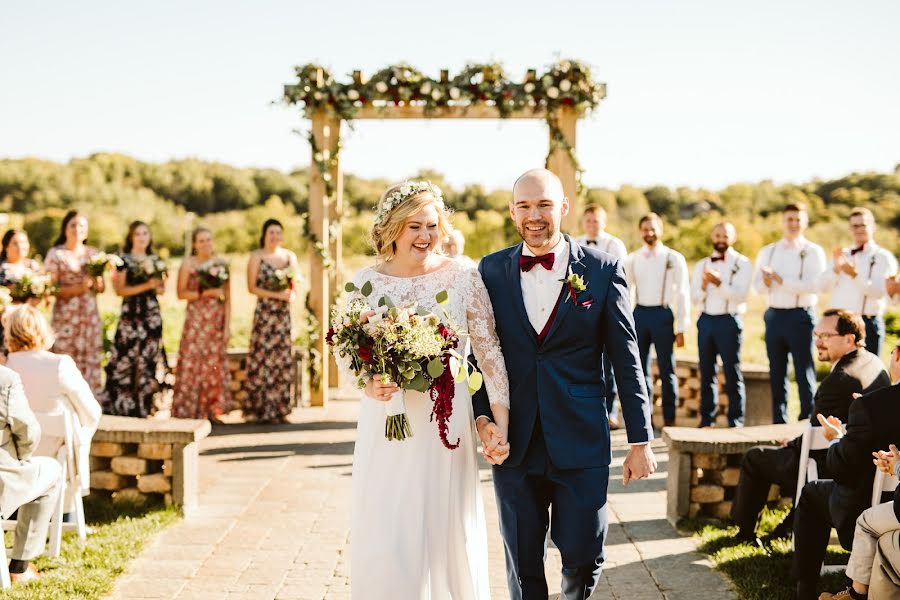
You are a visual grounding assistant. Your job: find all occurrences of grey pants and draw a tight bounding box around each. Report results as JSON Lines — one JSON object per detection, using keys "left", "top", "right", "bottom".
{"left": 12, "top": 456, "right": 61, "bottom": 561}
{"left": 846, "top": 501, "right": 900, "bottom": 586}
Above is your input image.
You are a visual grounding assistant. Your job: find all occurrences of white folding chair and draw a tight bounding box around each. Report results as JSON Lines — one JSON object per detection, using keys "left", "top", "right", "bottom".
{"left": 872, "top": 465, "right": 900, "bottom": 507}
{"left": 1, "top": 522, "right": 10, "bottom": 589}
{"left": 795, "top": 423, "right": 831, "bottom": 506}
{"left": 2, "top": 413, "right": 76, "bottom": 558}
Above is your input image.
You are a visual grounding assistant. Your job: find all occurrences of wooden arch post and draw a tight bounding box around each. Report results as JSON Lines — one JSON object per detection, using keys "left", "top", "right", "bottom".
{"left": 546, "top": 107, "right": 579, "bottom": 233}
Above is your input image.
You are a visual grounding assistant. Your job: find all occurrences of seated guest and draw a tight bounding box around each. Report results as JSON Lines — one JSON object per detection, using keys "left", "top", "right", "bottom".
{"left": 819, "top": 442, "right": 900, "bottom": 600}
{"left": 731, "top": 309, "right": 890, "bottom": 544}
{"left": 792, "top": 339, "right": 900, "bottom": 600}
{"left": 3, "top": 305, "right": 101, "bottom": 509}
{"left": 0, "top": 363, "right": 62, "bottom": 583}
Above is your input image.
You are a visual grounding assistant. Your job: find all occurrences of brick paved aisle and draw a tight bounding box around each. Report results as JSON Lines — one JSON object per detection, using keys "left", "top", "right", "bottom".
{"left": 105, "top": 394, "right": 735, "bottom": 600}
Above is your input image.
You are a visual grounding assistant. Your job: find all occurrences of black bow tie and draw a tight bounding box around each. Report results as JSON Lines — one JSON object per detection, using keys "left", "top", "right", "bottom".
{"left": 519, "top": 253, "right": 555, "bottom": 272}
{"left": 585, "top": 240, "right": 597, "bottom": 246}
{"left": 710, "top": 256, "right": 725, "bottom": 262}
{"left": 850, "top": 245, "right": 865, "bottom": 255}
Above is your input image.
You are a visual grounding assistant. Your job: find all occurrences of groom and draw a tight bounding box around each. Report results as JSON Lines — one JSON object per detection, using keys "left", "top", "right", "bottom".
{"left": 473, "top": 169, "right": 657, "bottom": 600}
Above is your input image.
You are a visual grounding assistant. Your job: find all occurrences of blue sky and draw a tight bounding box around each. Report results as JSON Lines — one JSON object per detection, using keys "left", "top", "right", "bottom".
{"left": 2, "top": 1, "right": 899, "bottom": 190}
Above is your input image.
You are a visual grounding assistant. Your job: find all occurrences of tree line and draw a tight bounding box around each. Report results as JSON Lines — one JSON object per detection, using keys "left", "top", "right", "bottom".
{"left": 1, "top": 153, "right": 898, "bottom": 261}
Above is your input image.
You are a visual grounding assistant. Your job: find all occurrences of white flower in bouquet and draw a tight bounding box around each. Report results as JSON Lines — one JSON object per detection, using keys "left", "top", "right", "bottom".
{"left": 559, "top": 79, "right": 572, "bottom": 92}
{"left": 547, "top": 86, "right": 560, "bottom": 99}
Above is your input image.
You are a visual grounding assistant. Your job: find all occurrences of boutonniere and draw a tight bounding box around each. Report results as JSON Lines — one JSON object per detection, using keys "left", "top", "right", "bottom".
{"left": 560, "top": 271, "right": 588, "bottom": 304}
{"left": 730, "top": 263, "right": 740, "bottom": 276}
{"left": 799, "top": 248, "right": 807, "bottom": 260}
{"left": 665, "top": 258, "right": 674, "bottom": 270}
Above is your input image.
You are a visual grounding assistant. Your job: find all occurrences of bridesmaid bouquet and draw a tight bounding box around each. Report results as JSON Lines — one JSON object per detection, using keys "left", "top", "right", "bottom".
{"left": 0, "top": 287, "right": 11, "bottom": 312}
{"left": 327, "top": 281, "right": 483, "bottom": 448}
{"left": 85, "top": 252, "right": 124, "bottom": 276}
{"left": 130, "top": 256, "right": 168, "bottom": 283}
{"left": 7, "top": 272, "right": 55, "bottom": 302}
{"left": 197, "top": 258, "right": 230, "bottom": 290}
{"left": 265, "top": 266, "right": 298, "bottom": 292}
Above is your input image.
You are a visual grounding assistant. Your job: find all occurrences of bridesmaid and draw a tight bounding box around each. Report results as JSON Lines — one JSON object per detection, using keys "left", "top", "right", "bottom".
{"left": 243, "top": 219, "right": 298, "bottom": 424}
{"left": 45, "top": 211, "right": 104, "bottom": 394}
{"left": 102, "top": 221, "right": 170, "bottom": 417}
{"left": 171, "top": 227, "right": 232, "bottom": 420}
{"left": 0, "top": 229, "right": 44, "bottom": 357}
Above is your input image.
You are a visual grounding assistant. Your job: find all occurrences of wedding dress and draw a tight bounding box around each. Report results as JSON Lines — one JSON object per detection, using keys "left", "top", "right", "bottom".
{"left": 342, "top": 260, "right": 509, "bottom": 600}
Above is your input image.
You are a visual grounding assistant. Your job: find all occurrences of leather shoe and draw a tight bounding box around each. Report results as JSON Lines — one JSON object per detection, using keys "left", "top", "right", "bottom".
{"left": 10, "top": 564, "right": 39, "bottom": 583}
{"left": 664, "top": 419, "right": 676, "bottom": 427}
{"left": 818, "top": 589, "right": 853, "bottom": 600}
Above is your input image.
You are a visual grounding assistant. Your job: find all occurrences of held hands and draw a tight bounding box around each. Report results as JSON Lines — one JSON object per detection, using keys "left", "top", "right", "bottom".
{"left": 761, "top": 267, "right": 783, "bottom": 287}
{"left": 873, "top": 444, "right": 899, "bottom": 476}
{"left": 816, "top": 413, "right": 844, "bottom": 442}
{"left": 476, "top": 419, "right": 510, "bottom": 465}
{"left": 201, "top": 287, "right": 224, "bottom": 300}
{"left": 623, "top": 443, "right": 657, "bottom": 486}
{"left": 886, "top": 276, "right": 900, "bottom": 298}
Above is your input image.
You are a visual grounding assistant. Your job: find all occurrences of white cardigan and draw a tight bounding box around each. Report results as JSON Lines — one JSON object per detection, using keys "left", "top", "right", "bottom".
{"left": 5, "top": 350, "right": 101, "bottom": 502}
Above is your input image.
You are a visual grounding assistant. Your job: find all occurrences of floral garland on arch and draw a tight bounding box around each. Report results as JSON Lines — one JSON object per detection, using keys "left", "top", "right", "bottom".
{"left": 283, "top": 59, "right": 606, "bottom": 196}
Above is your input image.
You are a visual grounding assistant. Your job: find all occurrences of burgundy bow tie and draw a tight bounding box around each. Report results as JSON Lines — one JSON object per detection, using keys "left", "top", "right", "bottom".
{"left": 520, "top": 253, "right": 555, "bottom": 272}
{"left": 710, "top": 256, "right": 725, "bottom": 262}
{"left": 850, "top": 245, "right": 865, "bottom": 255}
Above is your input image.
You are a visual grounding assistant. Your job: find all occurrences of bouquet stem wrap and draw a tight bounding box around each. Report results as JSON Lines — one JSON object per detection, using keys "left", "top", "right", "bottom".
{"left": 384, "top": 387, "right": 413, "bottom": 441}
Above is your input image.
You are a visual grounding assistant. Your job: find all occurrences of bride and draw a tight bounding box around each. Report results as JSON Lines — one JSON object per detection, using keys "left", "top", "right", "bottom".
{"left": 344, "top": 181, "right": 510, "bottom": 599}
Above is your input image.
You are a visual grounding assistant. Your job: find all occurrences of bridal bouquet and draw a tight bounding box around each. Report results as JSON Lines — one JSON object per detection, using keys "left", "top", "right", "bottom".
{"left": 129, "top": 256, "right": 168, "bottom": 283}
{"left": 265, "top": 266, "right": 298, "bottom": 292}
{"left": 327, "top": 281, "right": 483, "bottom": 448}
{"left": 197, "top": 258, "right": 230, "bottom": 290}
{"left": 7, "top": 272, "right": 55, "bottom": 303}
{"left": 85, "top": 252, "right": 124, "bottom": 277}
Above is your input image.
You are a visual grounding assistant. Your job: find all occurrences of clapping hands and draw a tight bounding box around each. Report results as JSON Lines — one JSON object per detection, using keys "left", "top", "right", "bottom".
{"left": 873, "top": 444, "right": 900, "bottom": 476}
{"left": 816, "top": 413, "right": 844, "bottom": 442}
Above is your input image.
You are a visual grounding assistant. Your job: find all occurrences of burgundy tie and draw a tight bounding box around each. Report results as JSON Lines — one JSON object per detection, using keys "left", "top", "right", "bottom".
{"left": 519, "top": 253, "right": 555, "bottom": 272}
{"left": 710, "top": 256, "right": 725, "bottom": 262}
{"left": 850, "top": 246, "right": 865, "bottom": 256}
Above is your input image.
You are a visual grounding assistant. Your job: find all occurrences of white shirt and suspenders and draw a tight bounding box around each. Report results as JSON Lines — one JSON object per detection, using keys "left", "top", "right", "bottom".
{"left": 819, "top": 241, "right": 899, "bottom": 318}
{"left": 624, "top": 244, "right": 690, "bottom": 334}
{"left": 753, "top": 237, "right": 827, "bottom": 309}
{"left": 690, "top": 248, "right": 752, "bottom": 316}
{"left": 574, "top": 233, "right": 627, "bottom": 262}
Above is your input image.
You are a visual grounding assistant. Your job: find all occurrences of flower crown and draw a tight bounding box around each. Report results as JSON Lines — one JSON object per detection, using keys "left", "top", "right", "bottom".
{"left": 374, "top": 181, "right": 443, "bottom": 225}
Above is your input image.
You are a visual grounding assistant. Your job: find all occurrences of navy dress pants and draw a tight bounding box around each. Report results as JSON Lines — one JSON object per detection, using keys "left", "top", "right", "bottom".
{"left": 763, "top": 307, "right": 816, "bottom": 424}
{"left": 634, "top": 305, "right": 677, "bottom": 422}
{"left": 697, "top": 313, "right": 746, "bottom": 427}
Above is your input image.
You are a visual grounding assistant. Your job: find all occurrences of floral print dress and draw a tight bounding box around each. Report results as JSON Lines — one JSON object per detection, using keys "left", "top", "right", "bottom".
{"left": 0, "top": 258, "right": 43, "bottom": 357}
{"left": 102, "top": 254, "right": 170, "bottom": 417}
{"left": 45, "top": 246, "right": 103, "bottom": 394}
{"left": 243, "top": 260, "right": 293, "bottom": 423}
{"left": 171, "top": 270, "right": 231, "bottom": 419}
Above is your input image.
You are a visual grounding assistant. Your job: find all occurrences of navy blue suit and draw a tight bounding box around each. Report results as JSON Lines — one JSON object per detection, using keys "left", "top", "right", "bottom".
{"left": 473, "top": 236, "right": 653, "bottom": 600}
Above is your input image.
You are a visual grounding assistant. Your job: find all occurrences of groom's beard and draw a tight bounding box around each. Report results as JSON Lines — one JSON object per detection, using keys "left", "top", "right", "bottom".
{"left": 517, "top": 219, "right": 558, "bottom": 251}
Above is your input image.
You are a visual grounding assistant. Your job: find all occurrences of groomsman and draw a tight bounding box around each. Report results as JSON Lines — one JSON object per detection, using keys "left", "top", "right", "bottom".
{"left": 625, "top": 213, "right": 690, "bottom": 427}
{"left": 753, "top": 202, "right": 826, "bottom": 424}
{"left": 690, "top": 222, "right": 752, "bottom": 427}
{"left": 575, "top": 205, "right": 628, "bottom": 429}
{"left": 819, "top": 207, "right": 898, "bottom": 357}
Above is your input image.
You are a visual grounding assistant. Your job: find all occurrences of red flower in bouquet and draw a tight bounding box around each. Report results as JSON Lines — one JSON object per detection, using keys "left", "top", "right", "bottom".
{"left": 357, "top": 344, "right": 373, "bottom": 363}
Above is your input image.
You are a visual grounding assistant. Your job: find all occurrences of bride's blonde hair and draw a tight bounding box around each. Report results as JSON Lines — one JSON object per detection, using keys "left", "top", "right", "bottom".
{"left": 370, "top": 182, "right": 452, "bottom": 262}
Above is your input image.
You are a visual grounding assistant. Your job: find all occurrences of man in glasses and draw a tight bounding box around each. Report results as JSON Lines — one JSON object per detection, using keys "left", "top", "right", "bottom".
{"left": 731, "top": 309, "right": 890, "bottom": 546}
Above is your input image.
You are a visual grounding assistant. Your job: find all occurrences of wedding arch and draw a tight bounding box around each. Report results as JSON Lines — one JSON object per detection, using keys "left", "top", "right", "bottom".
{"left": 283, "top": 60, "right": 606, "bottom": 406}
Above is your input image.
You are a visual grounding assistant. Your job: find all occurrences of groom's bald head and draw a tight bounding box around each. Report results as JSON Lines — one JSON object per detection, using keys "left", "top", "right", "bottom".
{"left": 513, "top": 169, "right": 565, "bottom": 204}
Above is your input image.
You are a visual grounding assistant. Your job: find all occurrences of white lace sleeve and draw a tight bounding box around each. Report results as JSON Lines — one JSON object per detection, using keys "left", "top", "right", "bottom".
{"left": 465, "top": 268, "right": 510, "bottom": 409}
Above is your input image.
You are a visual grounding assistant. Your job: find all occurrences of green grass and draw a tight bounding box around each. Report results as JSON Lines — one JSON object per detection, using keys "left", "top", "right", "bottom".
{"left": 2, "top": 496, "right": 179, "bottom": 599}
{"left": 682, "top": 507, "right": 852, "bottom": 600}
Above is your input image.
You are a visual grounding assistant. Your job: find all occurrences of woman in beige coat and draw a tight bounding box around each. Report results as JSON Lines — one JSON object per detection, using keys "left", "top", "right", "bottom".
{"left": 3, "top": 305, "right": 100, "bottom": 510}
{"left": 0, "top": 363, "right": 61, "bottom": 583}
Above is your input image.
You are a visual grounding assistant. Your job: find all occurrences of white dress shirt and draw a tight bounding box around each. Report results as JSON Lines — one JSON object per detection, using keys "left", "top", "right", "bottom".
{"left": 520, "top": 239, "right": 569, "bottom": 334}
{"left": 819, "top": 241, "right": 899, "bottom": 317}
{"left": 691, "top": 248, "right": 753, "bottom": 316}
{"left": 624, "top": 244, "right": 690, "bottom": 334}
{"left": 573, "top": 233, "right": 627, "bottom": 261}
{"left": 753, "top": 236, "right": 826, "bottom": 309}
